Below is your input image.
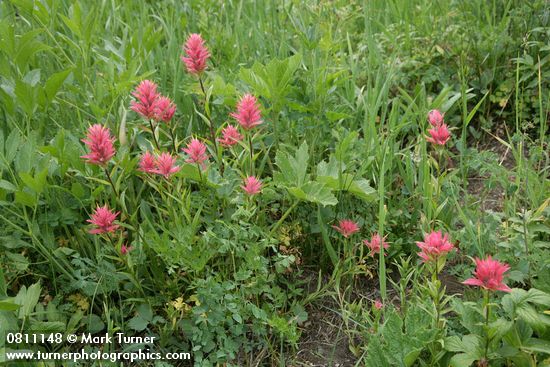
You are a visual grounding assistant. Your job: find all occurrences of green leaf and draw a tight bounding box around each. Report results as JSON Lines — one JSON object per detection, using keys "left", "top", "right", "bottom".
{"left": 137, "top": 304, "right": 153, "bottom": 322}
{"left": 317, "top": 206, "right": 338, "bottom": 266}
{"left": 4, "top": 129, "right": 21, "bottom": 164}
{"left": 288, "top": 182, "right": 337, "bottom": 206}
{"left": 526, "top": 288, "right": 550, "bottom": 306}
{"left": 15, "top": 282, "right": 41, "bottom": 319}
{"left": 0, "top": 180, "right": 17, "bottom": 192}
{"left": 128, "top": 315, "right": 148, "bottom": 331}
{"left": 28, "top": 321, "right": 66, "bottom": 333}
{"left": 522, "top": 338, "right": 550, "bottom": 355}
{"left": 274, "top": 141, "right": 310, "bottom": 187}
{"left": 449, "top": 353, "right": 477, "bottom": 367}
{"left": 87, "top": 314, "right": 105, "bottom": 333}
{"left": 19, "top": 169, "right": 48, "bottom": 194}
{"left": 15, "top": 190, "right": 37, "bottom": 207}
{"left": 0, "top": 266, "right": 6, "bottom": 297}
{"left": 316, "top": 157, "right": 376, "bottom": 202}
{"left": 0, "top": 301, "right": 19, "bottom": 312}
{"left": 44, "top": 69, "right": 72, "bottom": 105}
{"left": 23, "top": 69, "right": 41, "bottom": 86}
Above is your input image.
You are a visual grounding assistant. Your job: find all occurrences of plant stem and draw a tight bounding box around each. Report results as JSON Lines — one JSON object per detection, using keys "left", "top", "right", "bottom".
{"left": 169, "top": 125, "right": 177, "bottom": 153}
{"left": 148, "top": 119, "right": 160, "bottom": 150}
{"left": 269, "top": 201, "right": 298, "bottom": 237}
{"left": 104, "top": 166, "right": 119, "bottom": 198}
{"left": 196, "top": 163, "right": 203, "bottom": 183}
{"left": 198, "top": 75, "right": 218, "bottom": 156}
{"left": 248, "top": 132, "right": 254, "bottom": 176}
{"left": 483, "top": 289, "right": 491, "bottom": 361}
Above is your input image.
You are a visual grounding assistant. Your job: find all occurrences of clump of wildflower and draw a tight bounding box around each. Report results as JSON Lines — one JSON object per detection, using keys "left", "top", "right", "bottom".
{"left": 218, "top": 125, "right": 243, "bottom": 147}
{"left": 130, "top": 80, "right": 160, "bottom": 119}
{"left": 241, "top": 176, "right": 262, "bottom": 195}
{"left": 426, "top": 124, "right": 451, "bottom": 146}
{"left": 363, "top": 233, "right": 389, "bottom": 257}
{"left": 81, "top": 124, "right": 116, "bottom": 166}
{"left": 416, "top": 231, "right": 455, "bottom": 263}
{"left": 152, "top": 152, "right": 180, "bottom": 178}
{"left": 428, "top": 109, "right": 444, "bottom": 127}
{"left": 87, "top": 205, "right": 120, "bottom": 234}
{"left": 230, "top": 94, "right": 263, "bottom": 130}
{"left": 181, "top": 34, "right": 210, "bottom": 75}
{"left": 138, "top": 151, "right": 157, "bottom": 173}
{"left": 463, "top": 256, "right": 512, "bottom": 292}
{"left": 332, "top": 220, "right": 360, "bottom": 238}
{"left": 154, "top": 96, "right": 176, "bottom": 123}
{"left": 182, "top": 138, "right": 209, "bottom": 167}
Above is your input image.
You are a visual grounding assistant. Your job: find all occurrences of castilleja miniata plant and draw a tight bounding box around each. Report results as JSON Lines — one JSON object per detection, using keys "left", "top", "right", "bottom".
{"left": 9, "top": 8, "right": 547, "bottom": 366}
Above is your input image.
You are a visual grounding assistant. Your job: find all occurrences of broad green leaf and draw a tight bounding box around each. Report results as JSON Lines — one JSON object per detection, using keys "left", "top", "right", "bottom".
{"left": 449, "top": 353, "right": 476, "bottom": 367}
{"left": 15, "top": 190, "right": 37, "bottom": 207}
{"left": 0, "top": 301, "right": 19, "bottom": 311}
{"left": 274, "top": 141, "right": 310, "bottom": 187}
{"left": 4, "top": 129, "right": 21, "bottom": 164}
{"left": 28, "top": 321, "right": 66, "bottom": 333}
{"left": 44, "top": 69, "right": 72, "bottom": 105}
{"left": 522, "top": 338, "right": 550, "bottom": 355}
{"left": 0, "top": 180, "right": 16, "bottom": 192}
{"left": 288, "top": 182, "right": 337, "bottom": 206}
{"left": 15, "top": 282, "right": 41, "bottom": 319}
{"left": 317, "top": 158, "right": 376, "bottom": 201}
{"left": 128, "top": 315, "right": 148, "bottom": 331}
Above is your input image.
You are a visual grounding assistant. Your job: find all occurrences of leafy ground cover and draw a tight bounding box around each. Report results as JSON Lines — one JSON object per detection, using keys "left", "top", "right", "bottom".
{"left": 1, "top": 0, "right": 549, "bottom": 366}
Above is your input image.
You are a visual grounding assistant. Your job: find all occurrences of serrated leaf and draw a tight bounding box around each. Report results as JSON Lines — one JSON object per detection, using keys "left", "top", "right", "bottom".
{"left": 274, "top": 141, "right": 310, "bottom": 187}
{"left": 28, "top": 321, "right": 65, "bottom": 333}
{"left": 288, "top": 181, "right": 337, "bottom": 206}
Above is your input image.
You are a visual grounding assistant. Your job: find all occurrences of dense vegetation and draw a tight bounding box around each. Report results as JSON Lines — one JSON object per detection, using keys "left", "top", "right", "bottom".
{"left": 1, "top": 0, "right": 549, "bottom": 366}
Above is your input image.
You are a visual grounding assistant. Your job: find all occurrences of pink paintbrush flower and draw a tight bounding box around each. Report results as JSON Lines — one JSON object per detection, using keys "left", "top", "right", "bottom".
{"left": 120, "top": 244, "right": 133, "bottom": 255}
{"left": 130, "top": 80, "right": 160, "bottom": 119}
{"left": 426, "top": 123, "right": 451, "bottom": 146}
{"left": 153, "top": 96, "right": 176, "bottom": 123}
{"left": 428, "top": 109, "right": 444, "bottom": 127}
{"left": 363, "top": 233, "right": 389, "bottom": 257}
{"left": 218, "top": 125, "right": 243, "bottom": 147}
{"left": 87, "top": 205, "right": 120, "bottom": 234}
{"left": 373, "top": 299, "right": 383, "bottom": 310}
{"left": 181, "top": 33, "right": 210, "bottom": 75}
{"left": 332, "top": 220, "right": 360, "bottom": 238}
{"left": 241, "top": 176, "right": 262, "bottom": 195}
{"left": 152, "top": 152, "right": 181, "bottom": 178}
{"left": 138, "top": 151, "right": 157, "bottom": 173}
{"left": 416, "top": 231, "right": 455, "bottom": 263}
{"left": 81, "top": 124, "right": 116, "bottom": 166}
{"left": 230, "top": 94, "right": 263, "bottom": 130}
{"left": 463, "top": 256, "right": 512, "bottom": 292}
{"left": 182, "top": 138, "right": 209, "bottom": 166}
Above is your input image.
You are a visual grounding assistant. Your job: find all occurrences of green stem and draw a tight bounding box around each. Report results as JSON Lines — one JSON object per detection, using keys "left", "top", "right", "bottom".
{"left": 196, "top": 163, "right": 203, "bottom": 183}
{"left": 269, "top": 201, "right": 298, "bottom": 237}
{"left": 148, "top": 120, "right": 160, "bottom": 150}
{"left": 104, "top": 166, "right": 119, "bottom": 198}
{"left": 483, "top": 289, "right": 491, "bottom": 360}
{"left": 169, "top": 125, "right": 177, "bottom": 153}
{"left": 198, "top": 75, "right": 218, "bottom": 156}
{"left": 248, "top": 132, "right": 254, "bottom": 176}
